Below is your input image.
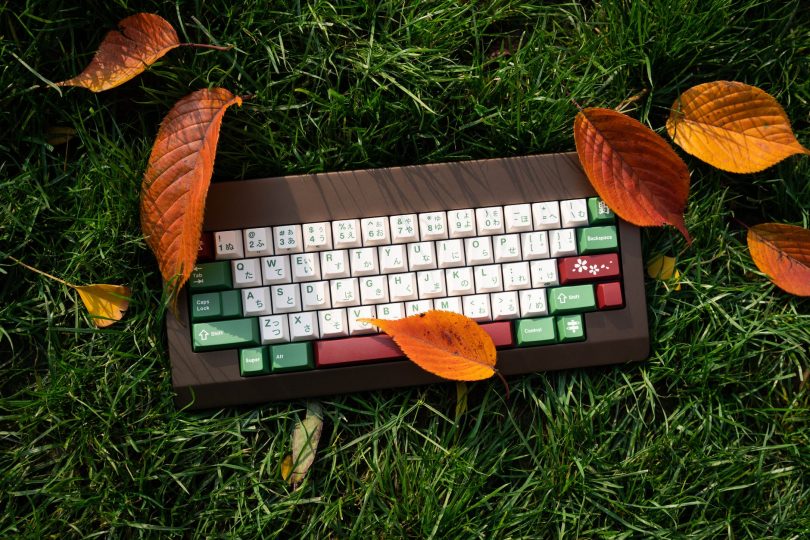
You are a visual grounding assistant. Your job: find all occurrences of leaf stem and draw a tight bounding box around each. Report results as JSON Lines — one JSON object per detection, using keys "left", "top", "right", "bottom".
{"left": 178, "top": 42, "right": 233, "bottom": 51}
{"left": 6, "top": 255, "right": 75, "bottom": 288}
{"left": 494, "top": 369, "right": 510, "bottom": 400}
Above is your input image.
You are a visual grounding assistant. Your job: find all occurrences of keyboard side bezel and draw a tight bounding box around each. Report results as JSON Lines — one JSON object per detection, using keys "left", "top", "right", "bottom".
{"left": 167, "top": 152, "right": 649, "bottom": 410}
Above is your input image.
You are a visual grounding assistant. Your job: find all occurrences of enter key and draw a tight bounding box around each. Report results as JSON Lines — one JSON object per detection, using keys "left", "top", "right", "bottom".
{"left": 548, "top": 285, "right": 596, "bottom": 314}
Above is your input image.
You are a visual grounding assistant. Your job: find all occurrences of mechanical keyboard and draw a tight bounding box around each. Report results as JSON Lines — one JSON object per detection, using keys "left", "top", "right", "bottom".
{"left": 167, "top": 152, "right": 649, "bottom": 409}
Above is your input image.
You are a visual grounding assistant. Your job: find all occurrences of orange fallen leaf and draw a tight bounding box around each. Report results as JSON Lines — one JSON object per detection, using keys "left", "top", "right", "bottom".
{"left": 57, "top": 13, "right": 180, "bottom": 92}
{"left": 75, "top": 284, "right": 132, "bottom": 327}
{"left": 747, "top": 223, "right": 810, "bottom": 296}
{"left": 140, "top": 88, "right": 242, "bottom": 297}
{"left": 574, "top": 108, "right": 692, "bottom": 243}
{"left": 359, "top": 311, "right": 499, "bottom": 381}
{"left": 667, "top": 81, "right": 809, "bottom": 173}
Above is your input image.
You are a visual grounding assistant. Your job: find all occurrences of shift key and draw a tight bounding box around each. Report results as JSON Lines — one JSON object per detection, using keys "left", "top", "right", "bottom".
{"left": 193, "top": 318, "right": 260, "bottom": 352}
{"left": 548, "top": 285, "right": 596, "bottom": 314}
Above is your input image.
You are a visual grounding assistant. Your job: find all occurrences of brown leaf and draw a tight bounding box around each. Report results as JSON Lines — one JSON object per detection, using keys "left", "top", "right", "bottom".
{"left": 287, "top": 401, "right": 324, "bottom": 487}
{"left": 75, "top": 284, "right": 132, "bottom": 327}
{"left": 359, "top": 311, "right": 497, "bottom": 381}
{"left": 57, "top": 13, "right": 179, "bottom": 92}
{"left": 747, "top": 223, "right": 810, "bottom": 296}
{"left": 667, "top": 81, "right": 809, "bottom": 173}
{"left": 140, "top": 88, "right": 242, "bottom": 295}
{"left": 574, "top": 108, "right": 692, "bottom": 243}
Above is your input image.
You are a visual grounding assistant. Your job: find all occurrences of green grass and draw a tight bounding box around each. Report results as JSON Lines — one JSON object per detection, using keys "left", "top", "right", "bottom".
{"left": 2, "top": 0, "right": 809, "bottom": 537}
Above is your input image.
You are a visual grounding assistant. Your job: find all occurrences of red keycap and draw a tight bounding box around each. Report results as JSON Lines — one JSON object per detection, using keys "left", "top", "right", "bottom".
{"left": 198, "top": 232, "right": 214, "bottom": 262}
{"left": 559, "top": 253, "right": 621, "bottom": 284}
{"left": 596, "top": 282, "right": 624, "bottom": 309}
{"left": 315, "top": 321, "right": 514, "bottom": 367}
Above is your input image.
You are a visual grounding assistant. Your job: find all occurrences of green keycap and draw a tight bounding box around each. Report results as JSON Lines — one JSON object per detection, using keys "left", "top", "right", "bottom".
{"left": 188, "top": 261, "right": 232, "bottom": 292}
{"left": 270, "top": 342, "right": 313, "bottom": 373}
{"left": 557, "top": 315, "right": 585, "bottom": 342}
{"left": 192, "top": 318, "right": 259, "bottom": 352}
{"left": 548, "top": 285, "right": 596, "bottom": 314}
{"left": 587, "top": 197, "right": 615, "bottom": 225}
{"left": 577, "top": 226, "right": 618, "bottom": 254}
{"left": 240, "top": 347, "right": 270, "bottom": 376}
{"left": 220, "top": 290, "right": 242, "bottom": 318}
{"left": 190, "top": 292, "right": 222, "bottom": 322}
{"left": 515, "top": 317, "right": 557, "bottom": 346}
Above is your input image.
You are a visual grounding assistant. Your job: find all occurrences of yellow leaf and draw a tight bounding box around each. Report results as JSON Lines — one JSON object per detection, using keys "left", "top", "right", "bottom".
{"left": 75, "top": 284, "right": 131, "bottom": 327}
{"left": 280, "top": 455, "right": 293, "bottom": 482}
{"left": 646, "top": 255, "right": 682, "bottom": 291}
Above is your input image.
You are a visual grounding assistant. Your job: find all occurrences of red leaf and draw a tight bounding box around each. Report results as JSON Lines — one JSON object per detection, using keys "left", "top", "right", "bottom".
{"left": 747, "top": 223, "right": 810, "bottom": 296}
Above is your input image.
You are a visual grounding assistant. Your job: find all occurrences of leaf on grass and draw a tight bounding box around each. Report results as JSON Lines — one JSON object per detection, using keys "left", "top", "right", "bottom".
{"left": 75, "top": 284, "right": 132, "bottom": 328}
{"left": 747, "top": 223, "right": 810, "bottom": 296}
{"left": 574, "top": 108, "right": 692, "bottom": 243}
{"left": 57, "top": 13, "right": 180, "bottom": 92}
{"left": 667, "top": 81, "right": 809, "bottom": 173}
{"left": 646, "top": 254, "right": 682, "bottom": 291}
{"left": 283, "top": 401, "right": 324, "bottom": 487}
{"left": 455, "top": 381, "right": 469, "bottom": 420}
{"left": 140, "top": 88, "right": 242, "bottom": 297}
{"left": 359, "top": 311, "right": 497, "bottom": 381}
{"left": 45, "top": 126, "right": 77, "bottom": 146}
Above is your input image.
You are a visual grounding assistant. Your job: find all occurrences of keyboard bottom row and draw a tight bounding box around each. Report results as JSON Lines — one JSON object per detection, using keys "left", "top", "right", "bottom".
{"left": 238, "top": 312, "right": 592, "bottom": 377}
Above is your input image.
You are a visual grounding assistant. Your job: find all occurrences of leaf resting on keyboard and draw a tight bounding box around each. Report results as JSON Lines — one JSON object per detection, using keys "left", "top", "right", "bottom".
{"left": 574, "top": 108, "right": 692, "bottom": 244}
{"left": 140, "top": 88, "right": 242, "bottom": 301}
{"left": 359, "top": 311, "right": 498, "bottom": 382}
{"left": 747, "top": 223, "right": 810, "bottom": 297}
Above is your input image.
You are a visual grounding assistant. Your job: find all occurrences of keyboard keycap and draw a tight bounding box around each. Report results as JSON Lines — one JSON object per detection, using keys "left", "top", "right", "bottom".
{"left": 242, "top": 286, "right": 272, "bottom": 316}
{"left": 521, "top": 231, "right": 549, "bottom": 260}
{"left": 350, "top": 248, "right": 379, "bottom": 276}
{"left": 291, "top": 253, "right": 321, "bottom": 282}
{"left": 244, "top": 227, "right": 274, "bottom": 257}
{"left": 504, "top": 204, "right": 533, "bottom": 233}
{"left": 347, "top": 305, "right": 376, "bottom": 335}
{"left": 560, "top": 199, "right": 589, "bottom": 228}
{"left": 405, "top": 299, "right": 432, "bottom": 315}
{"left": 214, "top": 230, "right": 244, "bottom": 260}
{"left": 446, "top": 267, "right": 474, "bottom": 296}
{"left": 532, "top": 202, "right": 560, "bottom": 230}
{"left": 240, "top": 347, "right": 270, "bottom": 376}
{"left": 333, "top": 219, "right": 362, "bottom": 249}
{"left": 587, "top": 197, "right": 615, "bottom": 225}
{"left": 273, "top": 225, "right": 303, "bottom": 254}
{"left": 465, "top": 237, "right": 493, "bottom": 265}
{"left": 271, "top": 284, "right": 301, "bottom": 313}
{"left": 290, "top": 312, "right": 319, "bottom": 341}
{"left": 474, "top": 265, "right": 503, "bottom": 293}
{"left": 390, "top": 214, "right": 419, "bottom": 244}
{"left": 434, "top": 296, "right": 463, "bottom": 314}
{"left": 331, "top": 278, "right": 360, "bottom": 307}
{"left": 361, "top": 217, "right": 390, "bottom": 246}
{"left": 436, "top": 239, "right": 465, "bottom": 268}
{"left": 388, "top": 273, "right": 418, "bottom": 302}
{"left": 491, "top": 291, "right": 519, "bottom": 320}
{"left": 259, "top": 314, "right": 289, "bottom": 344}
{"left": 596, "top": 281, "right": 624, "bottom": 309}
{"left": 476, "top": 206, "right": 504, "bottom": 235}
{"left": 519, "top": 288, "right": 548, "bottom": 317}
{"left": 232, "top": 258, "right": 262, "bottom": 288}
{"left": 463, "top": 294, "right": 491, "bottom": 321}
{"left": 557, "top": 314, "right": 585, "bottom": 342}
{"left": 408, "top": 242, "right": 437, "bottom": 270}
{"left": 550, "top": 229, "right": 578, "bottom": 257}
{"left": 379, "top": 245, "right": 408, "bottom": 273}
{"left": 493, "top": 234, "right": 521, "bottom": 263}
{"left": 548, "top": 285, "right": 596, "bottom": 314}
{"left": 319, "top": 309, "right": 349, "bottom": 338}
{"left": 270, "top": 342, "right": 313, "bottom": 372}
{"left": 189, "top": 262, "right": 232, "bottom": 292}
{"left": 577, "top": 226, "right": 618, "bottom": 254}
{"left": 515, "top": 317, "right": 557, "bottom": 346}
{"left": 191, "top": 292, "right": 222, "bottom": 322}
{"left": 301, "top": 281, "right": 331, "bottom": 310}
{"left": 303, "top": 222, "right": 333, "bottom": 251}
{"left": 448, "top": 209, "right": 476, "bottom": 238}
{"left": 198, "top": 232, "right": 214, "bottom": 262}
{"left": 419, "top": 212, "right": 448, "bottom": 240}
{"left": 261, "top": 255, "right": 292, "bottom": 285}
{"left": 193, "top": 318, "right": 260, "bottom": 352}
{"left": 321, "top": 250, "right": 351, "bottom": 279}
{"left": 530, "top": 259, "right": 558, "bottom": 287}
{"left": 558, "top": 253, "right": 620, "bottom": 284}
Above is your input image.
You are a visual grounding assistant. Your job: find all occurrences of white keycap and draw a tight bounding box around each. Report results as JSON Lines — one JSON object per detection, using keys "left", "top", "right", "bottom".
{"left": 530, "top": 259, "right": 559, "bottom": 287}
{"left": 360, "top": 275, "right": 389, "bottom": 304}
{"left": 447, "top": 209, "right": 476, "bottom": 238}
{"left": 333, "top": 219, "right": 362, "bottom": 249}
{"left": 273, "top": 225, "right": 303, "bottom": 254}
{"left": 417, "top": 270, "right": 446, "bottom": 298}
{"left": 271, "top": 284, "right": 301, "bottom": 313}
{"left": 408, "top": 242, "right": 436, "bottom": 270}
{"left": 243, "top": 227, "right": 273, "bottom": 257}
{"left": 519, "top": 288, "right": 548, "bottom": 317}
{"left": 446, "top": 267, "right": 474, "bottom": 296}
{"left": 434, "top": 296, "right": 463, "bottom": 315}
{"left": 330, "top": 278, "right": 360, "bottom": 307}
{"left": 242, "top": 286, "right": 272, "bottom": 316}
{"left": 232, "top": 258, "right": 261, "bottom": 288}
{"left": 491, "top": 291, "right": 519, "bottom": 320}
{"left": 419, "top": 212, "right": 448, "bottom": 240}
{"left": 405, "top": 299, "right": 433, "bottom": 315}
{"left": 379, "top": 245, "right": 408, "bottom": 274}
{"left": 502, "top": 262, "right": 531, "bottom": 291}
{"left": 301, "top": 281, "right": 331, "bottom": 311}
{"left": 318, "top": 309, "right": 348, "bottom": 338}
{"left": 390, "top": 214, "right": 419, "bottom": 244}
{"left": 476, "top": 206, "right": 504, "bottom": 235}
{"left": 561, "top": 199, "right": 589, "bottom": 228}
{"left": 436, "top": 239, "right": 465, "bottom": 268}
{"left": 214, "top": 230, "right": 244, "bottom": 260}
{"left": 521, "top": 231, "right": 549, "bottom": 260}
{"left": 504, "top": 204, "right": 533, "bottom": 233}
{"left": 550, "top": 229, "right": 577, "bottom": 257}
{"left": 289, "top": 312, "right": 319, "bottom": 341}
{"left": 465, "top": 237, "right": 493, "bottom": 265}
{"left": 388, "top": 272, "right": 418, "bottom": 302}
{"left": 261, "top": 255, "right": 291, "bottom": 285}
{"left": 463, "top": 294, "right": 491, "bottom": 321}
{"left": 361, "top": 217, "right": 390, "bottom": 246}
{"left": 474, "top": 264, "right": 503, "bottom": 293}
{"left": 303, "top": 222, "right": 332, "bottom": 251}
{"left": 350, "top": 248, "right": 379, "bottom": 276}
{"left": 532, "top": 201, "right": 561, "bottom": 230}
{"left": 377, "top": 302, "right": 405, "bottom": 320}
{"left": 259, "top": 315, "right": 289, "bottom": 344}
{"left": 320, "top": 250, "right": 350, "bottom": 279}
{"left": 291, "top": 253, "right": 320, "bottom": 282}
{"left": 348, "top": 305, "right": 377, "bottom": 335}
{"left": 493, "top": 234, "right": 521, "bottom": 263}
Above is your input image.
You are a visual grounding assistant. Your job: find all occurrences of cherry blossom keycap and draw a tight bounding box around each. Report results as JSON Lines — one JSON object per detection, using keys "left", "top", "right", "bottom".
{"left": 168, "top": 152, "right": 649, "bottom": 409}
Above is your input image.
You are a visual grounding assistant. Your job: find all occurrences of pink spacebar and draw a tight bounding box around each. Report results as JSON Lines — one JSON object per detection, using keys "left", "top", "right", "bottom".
{"left": 315, "top": 322, "right": 514, "bottom": 368}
